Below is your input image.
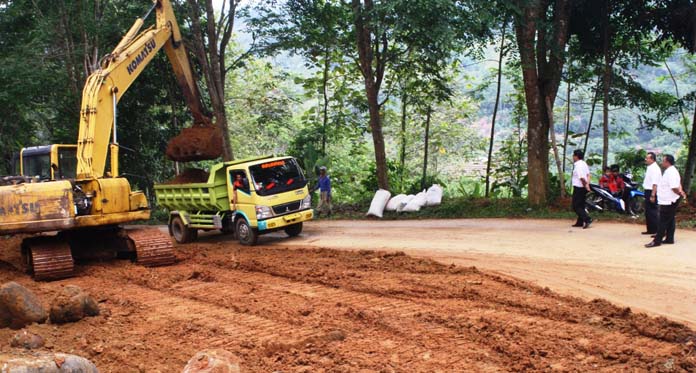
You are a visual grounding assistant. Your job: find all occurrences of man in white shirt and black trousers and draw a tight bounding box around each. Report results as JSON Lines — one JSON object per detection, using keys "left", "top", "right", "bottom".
{"left": 645, "top": 154, "right": 687, "bottom": 248}
{"left": 571, "top": 149, "right": 593, "bottom": 229}
{"left": 642, "top": 152, "right": 661, "bottom": 235}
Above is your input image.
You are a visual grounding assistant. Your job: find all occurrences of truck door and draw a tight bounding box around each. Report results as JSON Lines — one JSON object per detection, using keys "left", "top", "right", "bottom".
{"left": 227, "top": 168, "right": 252, "bottom": 212}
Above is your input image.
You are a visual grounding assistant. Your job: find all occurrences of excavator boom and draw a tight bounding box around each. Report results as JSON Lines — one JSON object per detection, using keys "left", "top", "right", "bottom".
{"left": 77, "top": 0, "right": 221, "bottom": 180}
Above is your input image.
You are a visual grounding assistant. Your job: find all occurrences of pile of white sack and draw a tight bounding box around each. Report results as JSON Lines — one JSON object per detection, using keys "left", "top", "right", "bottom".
{"left": 366, "top": 184, "right": 443, "bottom": 218}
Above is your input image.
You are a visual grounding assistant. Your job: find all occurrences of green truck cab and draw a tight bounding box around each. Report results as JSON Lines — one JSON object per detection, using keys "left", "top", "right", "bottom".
{"left": 154, "top": 156, "right": 313, "bottom": 245}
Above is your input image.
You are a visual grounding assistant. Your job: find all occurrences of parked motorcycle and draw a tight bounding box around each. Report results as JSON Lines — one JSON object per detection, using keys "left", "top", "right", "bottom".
{"left": 622, "top": 172, "right": 645, "bottom": 215}
{"left": 585, "top": 184, "right": 626, "bottom": 213}
{"left": 584, "top": 172, "right": 645, "bottom": 216}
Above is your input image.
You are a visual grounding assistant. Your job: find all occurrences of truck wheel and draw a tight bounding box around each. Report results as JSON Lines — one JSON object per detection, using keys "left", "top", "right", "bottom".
{"left": 236, "top": 218, "right": 258, "bottom": 246}
{"left": 284, "top": 223, "right": 303, "bottom": 237}
{"left": 170, "top": 216, "right": 197, "bottom": 243}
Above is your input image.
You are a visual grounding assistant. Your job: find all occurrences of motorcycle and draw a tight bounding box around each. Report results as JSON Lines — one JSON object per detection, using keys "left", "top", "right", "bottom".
{"left": 585, "top": 184, "right": 626, "bottom": 213}
{"left": 585, "top": 172, "right": 645, "bottom": 216}
{"left": 622, "top": 172, "right": 645, "bottom": 216}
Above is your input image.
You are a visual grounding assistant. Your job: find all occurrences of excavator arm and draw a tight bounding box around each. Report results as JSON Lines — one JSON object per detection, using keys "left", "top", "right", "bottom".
{"left": 77, "top": 0, "right": 220, "bottom": 180}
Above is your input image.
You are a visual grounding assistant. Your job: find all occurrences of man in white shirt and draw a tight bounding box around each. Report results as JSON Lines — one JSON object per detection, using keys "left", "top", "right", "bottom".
{"left": 571, "top": 149, "right": 592, "bottom": 229}
{"left": 642, "top": 152, "right": 661, "bottom": 235}
{"left": 645, "top": 154, "right": 686, "bottom": 248}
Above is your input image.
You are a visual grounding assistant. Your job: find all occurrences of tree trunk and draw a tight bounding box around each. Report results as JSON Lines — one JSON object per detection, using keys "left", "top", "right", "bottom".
{"left": 601, "top": 1, "right": 611, "bottom": 170}
{"left": 187, "top": 0, "right": 237, "bottom": 161}
{"left": 683, "top": 102, "right": 696, "bottom": 197}
{"left": 583, "top": 78, "right": 600, "bottom": 155}
{"left": 485, "top": 21, "right": 507, "bottom": 198}
{"left": 546, "top": 97, "right": 566, "bottom": 198}
{"left": 352, "top": 0, "right": 389, "bottom": 190}
{"left": 562, "top": 79, "right": 571, "bottom": 175}
{"left": 515, "top": 5, "right": 547, "bottom": 206}
{"left": 366, "top": 83, "right": 389, "bottom": 190}
{"left": 321, "top": 50, "right": 330, "bottom": 156}
{"left": 681, "top": 11, "right": 696, "bottom": 199}
{"left": 513, "top": 0, "right": 570, "bottom": 206}
{"left": 400, "top": 93, "right": 408, "bottom": 190}
{"left": 421, "top": 106, "right": 432, "bottom": 191}
{"left": 664, "top": 60, "right": 690, "bottom": 138}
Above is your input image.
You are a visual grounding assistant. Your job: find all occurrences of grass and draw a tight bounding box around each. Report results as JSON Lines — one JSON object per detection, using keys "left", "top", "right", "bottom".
{"left": 328, "top": 197, "right": 575, "bottom": 220}
{"left": 324, "top": 197, "right": 696, "bottom": 230}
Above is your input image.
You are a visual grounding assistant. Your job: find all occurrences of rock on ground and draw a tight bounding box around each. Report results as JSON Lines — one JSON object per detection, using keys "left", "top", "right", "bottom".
{"left": 183, "top": 349, "right": 241, "bottom": 373}
{"left": 10, "top": 330, "right": 45, "bottom": 349}
{"left": 0, "top": 352, "right": 98, "bottom": 372}
{"left": 49, "top": 285, "right": 100, "bottom": 324}
{"left": 0, "top": 282, "right": 47, "bottom": 329}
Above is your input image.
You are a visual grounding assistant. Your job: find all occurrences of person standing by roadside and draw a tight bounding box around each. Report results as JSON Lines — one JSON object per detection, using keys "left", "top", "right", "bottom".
{"left": 314, "top": 166, "right": 332, "bottom": 217}
{"left": 642, "top": 152, "right": 661, "bottom": 235}
{"left": 645, "top": 154, "right": 687, "bottom": 248}
{"left": 571, "top": 149, "right": 593, "bottom": 229}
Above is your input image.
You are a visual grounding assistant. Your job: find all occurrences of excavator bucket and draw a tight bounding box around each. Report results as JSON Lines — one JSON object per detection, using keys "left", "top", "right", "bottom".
{"left": 166, "top": 125, "right": 223, "bottom": 162}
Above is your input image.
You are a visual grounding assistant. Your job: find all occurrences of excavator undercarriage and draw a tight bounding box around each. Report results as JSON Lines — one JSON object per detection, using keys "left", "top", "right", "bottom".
{"left": 20, "top": 227, "right": 175, "bottom": 281}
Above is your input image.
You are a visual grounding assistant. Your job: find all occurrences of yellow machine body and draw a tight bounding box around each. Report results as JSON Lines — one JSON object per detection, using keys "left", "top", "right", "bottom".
{"left": 0, "top": 0, "right": 206, "bottom": 237}
{"left": 0, "top": 1, "right": 208, "bottom": 280}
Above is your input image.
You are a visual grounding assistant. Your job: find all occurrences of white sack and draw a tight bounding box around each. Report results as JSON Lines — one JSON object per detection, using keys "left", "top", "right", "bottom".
{"left": 402, "top": 190, "right": 427, "bottom": 212}
{"left": 366, "top": 189, "right": 391, "bottom": 218}
{"left": 396, "top": 195, "right": 415, "bottom": 212}
{"left": 425, "top": 184, "right": 443, "bottom": 206}
{"left": 385, "top": 194, "right": 407, "bottom": 211}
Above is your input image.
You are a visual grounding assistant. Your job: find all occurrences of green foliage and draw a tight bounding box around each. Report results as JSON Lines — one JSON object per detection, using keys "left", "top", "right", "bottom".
{"left": 614, "top": 148, "right": 648, "bottom": 180}
{"left": 490, "top": 71, "right": 528, "bottom": 198}
{"left": 1, "top": 0, "right": 695, "bottom": 212}
{"left": 491, "top": 130, "right": 528, "bottom": 198}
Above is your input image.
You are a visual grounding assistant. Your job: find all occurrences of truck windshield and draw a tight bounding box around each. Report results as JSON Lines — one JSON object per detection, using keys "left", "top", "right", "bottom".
{"left": 250, "top": 158, "right": 307, "bottom": 196}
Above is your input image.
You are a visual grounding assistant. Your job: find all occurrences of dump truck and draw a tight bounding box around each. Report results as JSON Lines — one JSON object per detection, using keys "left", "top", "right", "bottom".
{"left": 155, "top": 156, "right": 314, "bottom": 245}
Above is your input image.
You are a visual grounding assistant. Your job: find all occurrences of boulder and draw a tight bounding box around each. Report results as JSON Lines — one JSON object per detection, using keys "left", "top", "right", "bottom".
{"left": 0, "top": 282, "right": 47, "bottom": 329}
{"left": 49, "top": 285, "right": 99, "bottom": 324}
{"left": 0, "top": 351, "right": 98, "bottom": 372}
{"left": 183, "top": 349, "right": 241, "bottom": 373}
{"left": 10, "top": 330, "right": 45, "bottom": 349}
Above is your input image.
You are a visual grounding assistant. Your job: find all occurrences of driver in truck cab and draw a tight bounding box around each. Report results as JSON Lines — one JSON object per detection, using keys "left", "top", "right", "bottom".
{"left": 232, "top": 172, "right": 248, "bottom": 209}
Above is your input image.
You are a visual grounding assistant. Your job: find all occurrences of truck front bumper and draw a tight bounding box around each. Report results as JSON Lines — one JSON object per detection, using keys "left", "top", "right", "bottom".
{"left": 257, "top": 209, "right": 313, "bottom": 232}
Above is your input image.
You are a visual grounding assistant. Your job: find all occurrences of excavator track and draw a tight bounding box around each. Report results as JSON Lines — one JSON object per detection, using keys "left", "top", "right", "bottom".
{"left": 126, "top": 228, "right": 176, "bottom": 267}
{"left": 22, "top": 237, "right": 74, "bottom": 281}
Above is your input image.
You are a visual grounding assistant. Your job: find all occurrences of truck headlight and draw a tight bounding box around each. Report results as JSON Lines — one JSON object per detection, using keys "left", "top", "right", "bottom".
{"left": 255, "top": 205, "right": 273, "bottom": 220}
{"left": 301, "top": 194, "right": 312, "bottom": 209}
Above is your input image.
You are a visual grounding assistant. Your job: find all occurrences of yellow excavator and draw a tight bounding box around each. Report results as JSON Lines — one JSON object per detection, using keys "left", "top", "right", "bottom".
{"left": 0, "top": 0, "right": 221, "bottom": 280}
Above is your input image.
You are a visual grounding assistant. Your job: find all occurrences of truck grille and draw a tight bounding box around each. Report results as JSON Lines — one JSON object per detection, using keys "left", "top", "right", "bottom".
{"left": 272, "top": 200, "right": 302, "bottom": 215}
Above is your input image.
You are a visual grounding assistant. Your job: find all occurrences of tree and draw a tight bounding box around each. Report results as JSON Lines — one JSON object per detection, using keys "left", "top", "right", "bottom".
{"left": 186, "top": 0, "right": 247, "bottom": 161}
{"left": 250, "top": 0, "right": 352, "bottom": 157}
{"left": 351, "top": 0, "right": 490, "bottom": 190}
{"left": 570, "top": 0, "right": 673, "bottom": 169}
{"left": 485, "top": 21, "right": 508, "bottom": 197}
{"left": 653, "top": 0, "right": 696, "bottom": 196}
{"left": 512, "top": 0, "right": 571, "bottom": 205}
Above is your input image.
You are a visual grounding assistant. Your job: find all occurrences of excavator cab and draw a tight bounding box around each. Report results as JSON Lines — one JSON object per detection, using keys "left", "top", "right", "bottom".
{"left": 19, "top": 145, "right": 77, "bottom": 181}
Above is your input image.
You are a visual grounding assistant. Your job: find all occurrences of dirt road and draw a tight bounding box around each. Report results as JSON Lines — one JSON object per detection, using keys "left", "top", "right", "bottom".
{"left": 267, "top": 219, "right": 696, "bottom": 328}
{"left": 0, "top": 219, "right": 693, "bottom": 371}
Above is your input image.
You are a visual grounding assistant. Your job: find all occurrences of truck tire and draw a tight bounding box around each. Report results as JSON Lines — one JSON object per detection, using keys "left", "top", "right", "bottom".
{"left": 236, "top": 218, "right": 258, "bottom": 246}
{"left": 169, "top": 216, "right": 197, "bottom": 244}
{"left": 284, "top": 223, "right": 303, "bottom": 237}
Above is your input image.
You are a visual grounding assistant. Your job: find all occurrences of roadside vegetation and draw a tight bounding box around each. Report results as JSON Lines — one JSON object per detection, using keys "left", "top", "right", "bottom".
{"left": 1, "top": 1, "right": 696, "bottom": 215}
